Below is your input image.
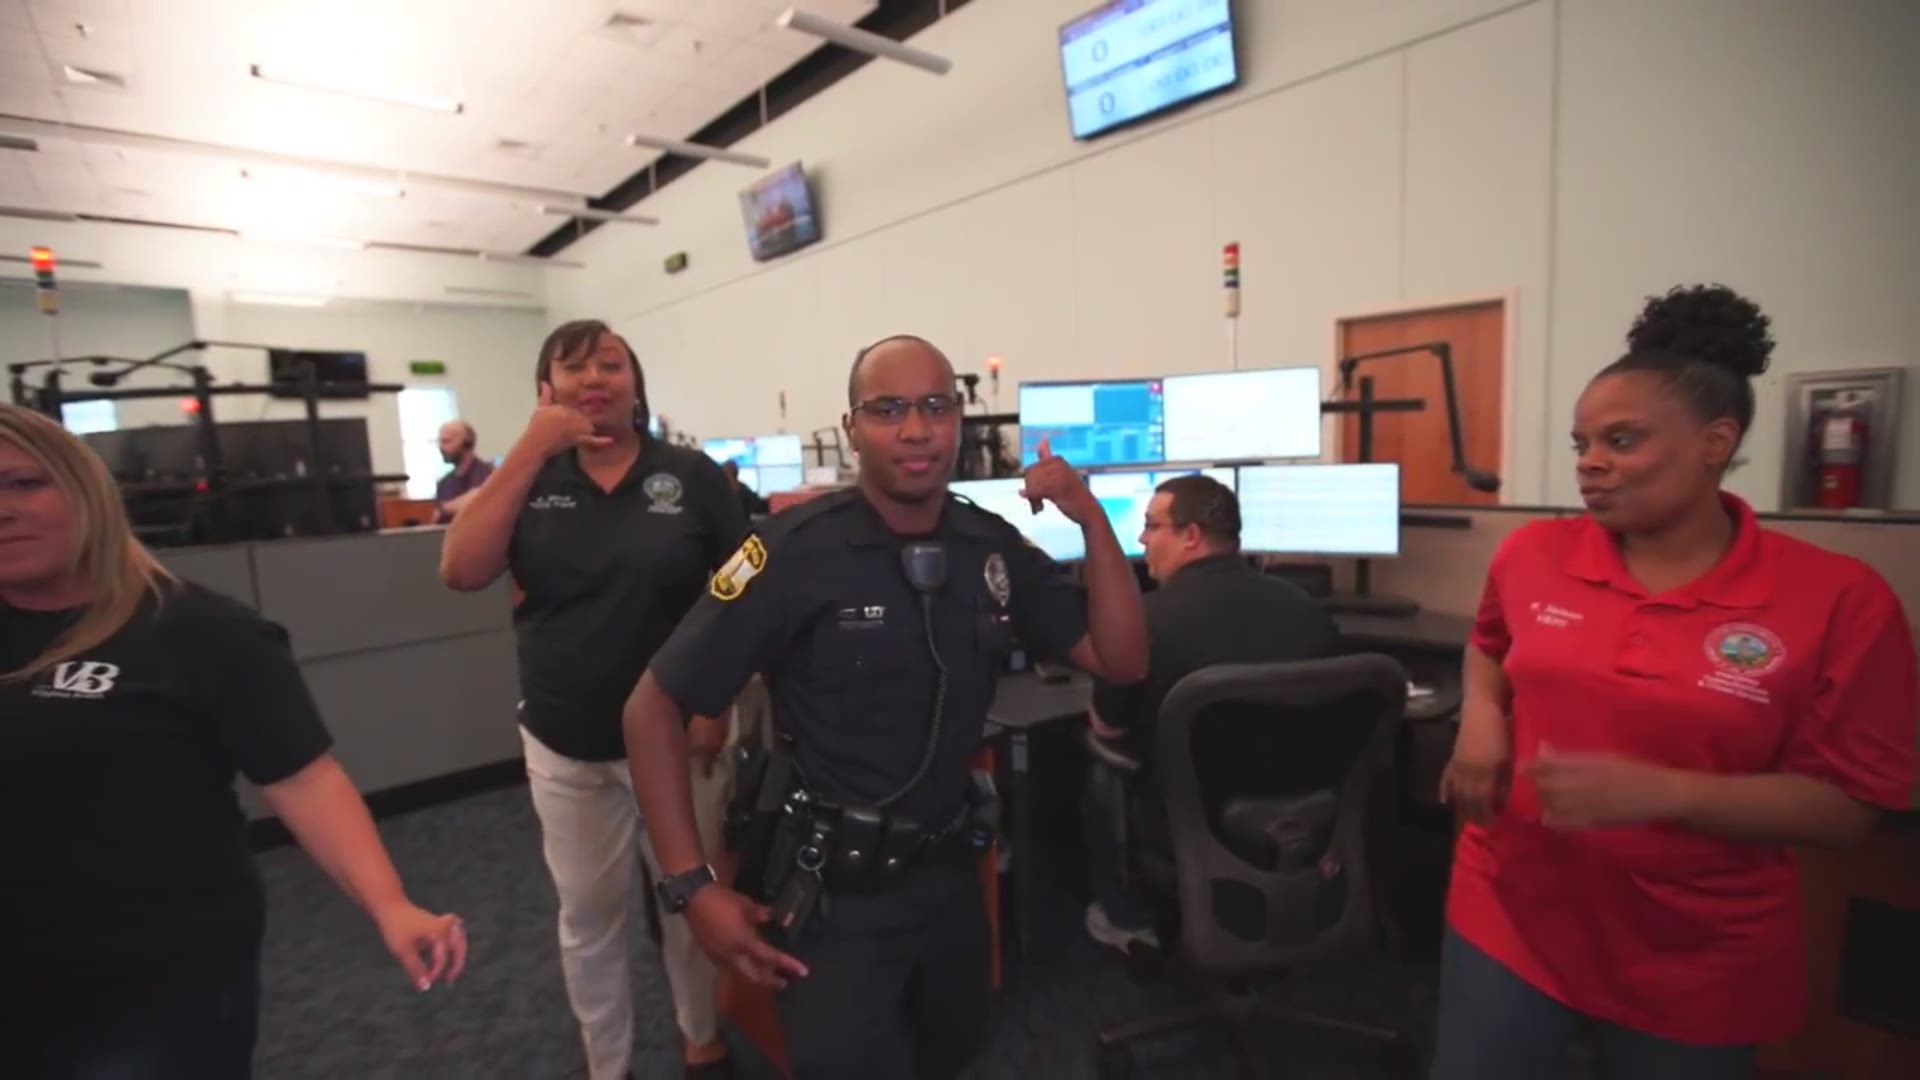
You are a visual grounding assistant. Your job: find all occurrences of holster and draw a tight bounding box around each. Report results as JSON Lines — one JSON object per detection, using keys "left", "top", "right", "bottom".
{"left": 726, "top": 751, "right": 1004, "bottom": 945}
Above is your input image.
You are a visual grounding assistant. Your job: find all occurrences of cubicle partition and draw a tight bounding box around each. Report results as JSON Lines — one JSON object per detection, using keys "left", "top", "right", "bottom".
{"left": 157, "top": 529, "right": 522, "bottom": 821}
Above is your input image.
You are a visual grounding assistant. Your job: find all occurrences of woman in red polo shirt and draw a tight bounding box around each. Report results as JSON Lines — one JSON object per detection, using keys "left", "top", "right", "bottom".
{"left": 1429, "top": 285, "right": 1918, "bottom": 1078}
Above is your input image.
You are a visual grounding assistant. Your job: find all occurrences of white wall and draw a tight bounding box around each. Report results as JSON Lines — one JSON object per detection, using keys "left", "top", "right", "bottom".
{"left": 544, "top": 0, "right": 1920, "bottom": 510}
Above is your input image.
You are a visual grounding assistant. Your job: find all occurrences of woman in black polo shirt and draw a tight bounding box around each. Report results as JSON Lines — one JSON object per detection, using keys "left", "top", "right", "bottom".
{"left": 0, "top": 405, "right": 466, "bottom": 1079}
{"left": 441, "top": 320, "right": 747, "bottom": 1079}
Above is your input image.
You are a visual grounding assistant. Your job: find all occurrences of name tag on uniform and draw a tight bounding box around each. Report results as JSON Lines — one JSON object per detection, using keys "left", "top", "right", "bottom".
{"left": 836, "top": 604, "right": 886, "bottom": 630}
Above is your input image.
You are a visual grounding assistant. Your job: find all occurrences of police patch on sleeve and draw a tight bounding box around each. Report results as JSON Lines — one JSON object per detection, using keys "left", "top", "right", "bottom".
{"left": 710, "top": 536, "right": 768, "bottom": 601}
{"left": 984, "top": 552, "right": 1011, "bottom": 608}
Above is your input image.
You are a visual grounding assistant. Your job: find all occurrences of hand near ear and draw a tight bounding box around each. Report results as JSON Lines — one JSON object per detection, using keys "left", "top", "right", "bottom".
{"left": 519, "top": 383, "right": 614, "bottom": 459}
{"left": 1020, "top": 438, "right": 1098, "bottom": 524}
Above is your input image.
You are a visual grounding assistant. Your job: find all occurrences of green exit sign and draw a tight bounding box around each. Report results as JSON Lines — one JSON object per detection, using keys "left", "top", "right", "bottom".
{"left": 409, "top": 360, "right": 447, "bottom": 376}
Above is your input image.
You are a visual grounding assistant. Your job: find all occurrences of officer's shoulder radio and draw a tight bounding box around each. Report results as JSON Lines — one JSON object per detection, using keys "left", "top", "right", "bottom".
{"left": 725, "top": 539, "right": 1000, "bottom": 947}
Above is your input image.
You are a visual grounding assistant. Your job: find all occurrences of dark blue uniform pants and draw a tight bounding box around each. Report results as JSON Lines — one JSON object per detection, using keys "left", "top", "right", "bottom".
{"left": 776, "top": 860, "right": 990, "bottom": 1080}
{"left": 25, "top": 961, "right": 260, "bottom": 1080}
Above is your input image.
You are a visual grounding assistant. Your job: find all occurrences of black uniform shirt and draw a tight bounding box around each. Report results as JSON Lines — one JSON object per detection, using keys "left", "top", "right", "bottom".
{"left": 651, "top": 488, "right": 1090, "bottom": 824}
{"left": 509, "top": 438, "right": 747, "bottom": 761}
{"left": 0, "top": 583, "right": 333, "bottom": 1007}
{"left": 1091, "top": 554, "right": 1334, "bottom": 752}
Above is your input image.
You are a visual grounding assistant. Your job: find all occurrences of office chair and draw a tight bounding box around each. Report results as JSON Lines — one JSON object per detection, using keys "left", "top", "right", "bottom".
{"left": 1093, "top": 655, "right": 1417, "bottom": 1080}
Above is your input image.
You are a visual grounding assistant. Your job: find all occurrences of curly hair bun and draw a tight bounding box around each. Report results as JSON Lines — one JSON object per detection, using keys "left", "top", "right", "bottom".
{"left": 1625, "top": 284, "right": 1774, "bottom": 379}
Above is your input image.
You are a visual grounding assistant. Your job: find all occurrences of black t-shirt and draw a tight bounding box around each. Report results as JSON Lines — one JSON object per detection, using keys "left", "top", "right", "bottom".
{"left": 509, "top": 439, "right": 748, "bottom": 761}
{"left": 0, "top": 583, "right": 333, "bottom": 1009}
{"left": 650, "top": 488, "right": 1090, "bottom": 824}
{"left": 1090, "top": 554, "right": 1334, "bottom": 753}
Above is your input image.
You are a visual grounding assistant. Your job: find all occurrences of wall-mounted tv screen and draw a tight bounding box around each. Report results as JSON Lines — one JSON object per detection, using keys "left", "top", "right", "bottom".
{"left": 267, "top": 349, "right": 370, "bottom": 399}
{"left": 739, "top": 162, "right": 821, "bottom": 262}
{"left": 1059, "top": 0, "right": 1239, "bottom": 140}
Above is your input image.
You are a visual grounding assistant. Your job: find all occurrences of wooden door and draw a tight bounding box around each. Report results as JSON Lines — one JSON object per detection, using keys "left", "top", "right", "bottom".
{"left": 1337, "top": 301, "right": 1506, "bottom": 506}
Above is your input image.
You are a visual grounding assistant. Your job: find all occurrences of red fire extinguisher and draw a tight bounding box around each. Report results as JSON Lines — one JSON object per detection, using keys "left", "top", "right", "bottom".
{"left": 1813, "top": 395, "right": 1868, "bottom": 509}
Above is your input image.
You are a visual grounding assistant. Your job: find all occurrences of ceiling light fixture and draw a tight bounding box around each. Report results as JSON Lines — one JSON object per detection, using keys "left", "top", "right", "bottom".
{"left": 60, "top": 63, "right": 127, "bottom": 89}
{"left": 240, "top": 167, "right": 405, "bottom": 199}
{"left": 537, "top": 205, "right": 659, "bottom": 226}
{"left": 0, "top": 134, "right": 37, "bottom": 152}
{"left": 0, "top": 114, "right": 586, "bottom": 210}
{"left": 241, "top": 232, "right": 368, "bottom": 251}
{"left": 445, "top": 285, "right": 535, "bottom": 298}
{"left": 625, "top": 133, "right": 769, "bottom": 168}
{"left": 231, "top": 291, "right": 329, "bottom": 308}
{"left": 248, "top": 64, "right": 465, "bottom": 115}
{"left": 0, "top": 253, "right": 102, "bottom": 269}
{"left": 0, "top": 204, "right": 76, "bottom": 222}
{"left": 774, "top": 7, "right": 952, "bottom": 75}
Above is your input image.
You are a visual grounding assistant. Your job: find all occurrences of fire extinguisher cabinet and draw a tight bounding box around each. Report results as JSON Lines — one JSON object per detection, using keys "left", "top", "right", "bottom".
{"left": 1778, "top": 367, "right": 1907, "bottom": 512}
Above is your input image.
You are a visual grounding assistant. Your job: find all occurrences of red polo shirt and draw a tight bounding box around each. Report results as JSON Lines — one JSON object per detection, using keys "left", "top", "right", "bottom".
{"left": 1448, "top": 494, "right": 1918, "bottom": 1046}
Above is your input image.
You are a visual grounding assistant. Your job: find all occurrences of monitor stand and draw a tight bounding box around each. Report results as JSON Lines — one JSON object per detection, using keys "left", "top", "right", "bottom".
{"left": 1327, "top": 558, "right": 1422, "bottom": 618}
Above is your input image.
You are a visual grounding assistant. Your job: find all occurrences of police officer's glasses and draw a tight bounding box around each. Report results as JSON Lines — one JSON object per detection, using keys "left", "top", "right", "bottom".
{"left": 852, "top": 392, "right": 965, "bottom": 425}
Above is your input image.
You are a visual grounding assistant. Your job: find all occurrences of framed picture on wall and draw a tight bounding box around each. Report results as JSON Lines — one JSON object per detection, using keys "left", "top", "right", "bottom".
{"left": 1778, "top": 367, "right": 1905, "bottom": 512}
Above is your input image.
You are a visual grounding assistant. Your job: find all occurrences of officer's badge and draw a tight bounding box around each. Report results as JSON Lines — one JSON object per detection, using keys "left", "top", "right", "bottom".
{"left": 711, "top": 536, "right": 768, "bottom": 601}
{"left": 983, "top": 552, "right": 1011, "bottom": 608}
{"left": 643, "top": 472, "right": 684, "bottom": 515}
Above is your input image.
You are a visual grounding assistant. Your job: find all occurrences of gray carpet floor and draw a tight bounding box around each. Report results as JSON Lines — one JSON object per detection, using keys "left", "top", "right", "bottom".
{"left": 252, "top": 784, "right": 1445, "bottom": 1079}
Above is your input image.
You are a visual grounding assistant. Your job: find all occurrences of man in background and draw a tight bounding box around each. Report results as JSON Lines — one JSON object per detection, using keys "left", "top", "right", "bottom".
{"left": 720, "top": 459, "right": 770, "bottom": 519}
{"left": 1083, "top": 473, "right": 1335, "bottom": 950}
{"left": 434, "top": 419, "right": 495, "bottom": 523}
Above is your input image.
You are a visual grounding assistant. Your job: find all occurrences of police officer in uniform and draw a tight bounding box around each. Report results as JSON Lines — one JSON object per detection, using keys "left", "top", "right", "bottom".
{"left": 623, "top": 334, "right": 1149, "bottom": 1078}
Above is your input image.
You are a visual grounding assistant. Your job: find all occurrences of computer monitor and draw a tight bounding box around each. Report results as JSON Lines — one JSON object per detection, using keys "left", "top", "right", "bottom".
{"left": 950, "top": 478, "right": 1086, "bottom": 562}
{"left": 1238, "top": 463, "right": 1401, "bottom": 556}
{"left": 1087, "top": 468, "right": 1237, "bottom": 558}
{"left": 1160, "top": 365, "right": 1322, "bottom": 463}
{"left": 1017, "top": 378, "right": 1165, "bottom": 468}
{"left": 703, "top": 434, "right": 806, "bottom": 493}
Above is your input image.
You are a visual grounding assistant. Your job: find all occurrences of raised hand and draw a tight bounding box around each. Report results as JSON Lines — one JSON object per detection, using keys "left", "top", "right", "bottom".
{"left": 1019, "top": 438, "right": 1098, "bottom": 524}
{"left": 520, "top": 382, "right": 615, "bottom": 459}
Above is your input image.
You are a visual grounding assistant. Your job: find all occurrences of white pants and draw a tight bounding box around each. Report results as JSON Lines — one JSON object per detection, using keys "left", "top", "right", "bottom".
{"left": 521, "top": 725, "right": 731, "bottom": 1080}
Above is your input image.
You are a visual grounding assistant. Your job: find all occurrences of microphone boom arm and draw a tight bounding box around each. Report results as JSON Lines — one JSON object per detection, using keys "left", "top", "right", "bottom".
{"left": 1337, "top": 340, "right": 1500, "bottom": 494}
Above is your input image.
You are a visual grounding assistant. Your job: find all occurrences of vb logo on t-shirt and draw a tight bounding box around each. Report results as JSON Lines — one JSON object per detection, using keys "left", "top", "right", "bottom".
{"left": 33, "top": 660, "right": 121, "bottom": 700}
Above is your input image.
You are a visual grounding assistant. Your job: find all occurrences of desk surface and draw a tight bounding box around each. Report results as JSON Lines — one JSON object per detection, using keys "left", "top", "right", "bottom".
{"left": 1336, "top": 610, "right": 1473, "bottom": 653}
{"left": 988, "top": 672, "right": 1093, "bottom": 732}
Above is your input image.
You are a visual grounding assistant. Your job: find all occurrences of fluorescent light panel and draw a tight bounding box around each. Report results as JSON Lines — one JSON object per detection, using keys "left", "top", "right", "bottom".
{"left": 249, "top": 63, "right": 464, "bottom": 114}
{"left": 444, "top": 285, "right": 533, "bottom": 298}
{"left": 775, "top": 7, "right": 952, "bottom": 75}
{"left": 0, "top": 205, "right": 76, "bottom": 222}
{"left": 60, "top": 64, "right": 126, "bottom": 89}
{"left": 0, "top": 115, "right": 586, "bottom": 210}
{"left": 241, "top": 167, "right": 404, "bottom": 199}
{"left": 625, "top": 133, "right": 769, "bottom": 168}
{"left": 241, "top": 232, "right": 367, "bottom": 251}
{"left": 537, "top": 204, "right": 659, "bottom": 226}
{"left": 231, "top": 291, "right": 328, "bottom": 307}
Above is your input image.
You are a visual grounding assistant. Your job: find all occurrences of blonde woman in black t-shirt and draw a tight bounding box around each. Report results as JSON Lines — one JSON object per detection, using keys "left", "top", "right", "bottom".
{"left": 0, "top": 404, "right": 468, "bottom": 1079}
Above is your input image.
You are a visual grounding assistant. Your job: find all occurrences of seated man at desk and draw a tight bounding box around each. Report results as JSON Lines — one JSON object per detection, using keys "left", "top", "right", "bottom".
{"left": 1084, "top": 473, "right": 1335, "bottom": 950}
{"left": 434, "top": 420, "right": 495, "bottom": 523}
